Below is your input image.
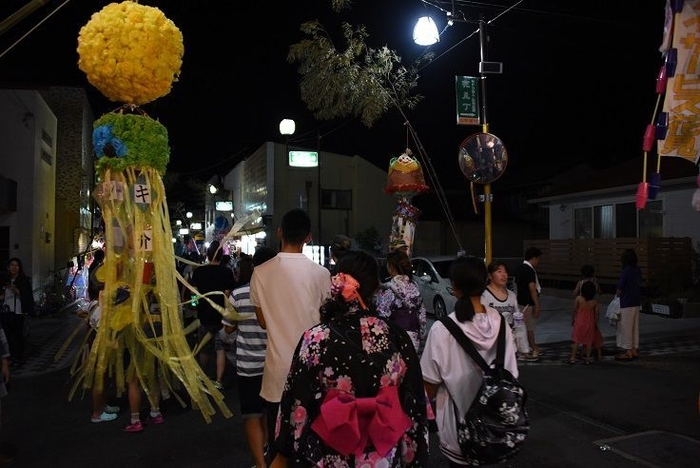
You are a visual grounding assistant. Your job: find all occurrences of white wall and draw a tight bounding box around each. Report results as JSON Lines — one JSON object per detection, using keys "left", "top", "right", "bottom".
{"left": 0, "top": 89, "right": 57, "bottom": 290}
{"left": 546, "top": 180, "right": 700, "bottom": 248}
{"left": 227, "top": 142, "right": 394, "bottom": 250}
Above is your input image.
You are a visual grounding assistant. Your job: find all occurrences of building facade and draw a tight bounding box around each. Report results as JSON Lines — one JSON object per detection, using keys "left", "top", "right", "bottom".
{"left": 0, "top": 88, "right": 94, "bottom": 297}
{"left": 210, "top": 142, "right": 396, "bottom": 260}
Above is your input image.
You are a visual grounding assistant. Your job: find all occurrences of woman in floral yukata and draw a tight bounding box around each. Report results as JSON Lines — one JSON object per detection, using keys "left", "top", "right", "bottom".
{"left": 375, "top": 249, "right": 427, "bottom": 352}
{"left": 271, "top": 250, "right": 429, "bottom": 467}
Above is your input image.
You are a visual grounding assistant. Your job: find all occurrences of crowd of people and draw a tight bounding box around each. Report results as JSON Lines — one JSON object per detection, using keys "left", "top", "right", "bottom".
{"left": 0, "top": 206, "right": 648, "bottom": 467}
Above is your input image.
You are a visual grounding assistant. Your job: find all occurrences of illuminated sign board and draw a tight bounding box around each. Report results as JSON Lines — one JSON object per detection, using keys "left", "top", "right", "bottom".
{"left": 289, "top": 151, "right": 319, "bottom": 167}
{"left": 215, "top": 201, "right": 233, "bottom": 211}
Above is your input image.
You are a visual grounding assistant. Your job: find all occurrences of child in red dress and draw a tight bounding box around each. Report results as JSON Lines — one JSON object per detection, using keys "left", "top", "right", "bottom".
{"left": 566, "top": 281, "right": 603, "bottom": 364}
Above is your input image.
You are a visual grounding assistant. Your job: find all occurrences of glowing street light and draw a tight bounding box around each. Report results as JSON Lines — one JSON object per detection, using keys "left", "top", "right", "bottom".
{"left": 413, "top": 12, "right": 504, "bottom": 264}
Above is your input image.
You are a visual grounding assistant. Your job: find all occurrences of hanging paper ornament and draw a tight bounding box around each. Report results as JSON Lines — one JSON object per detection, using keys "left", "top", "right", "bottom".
{"left": 636, "top": 182, "right": 649, "bottom": 210}
{"left": 384, "top": 149, "right": 428, "bottom": 255}
{"left": 77, "top": 1, "right": 184, "bottom": 105}
{"left": 642, "top": 124, "right": 656, "bottom": 152}
{"left": 69, "top": 1, "right": 231, "bottom": 424}
{"left": 385, "top": 150, "right": 430, "bottom": 198}
{"left": 648, "top": 172, "right": 662, "bottom": 200}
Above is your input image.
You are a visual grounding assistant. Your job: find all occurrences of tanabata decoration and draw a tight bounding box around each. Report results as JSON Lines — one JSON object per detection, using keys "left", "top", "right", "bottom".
{"left": 67, "top": 0, "right": 232, "bottom": 423}
{"left": 385, "top": 149, "right": 429, "bottom": 254}
{"left": 644, "top": 1, "right": 700, "bottom": 209}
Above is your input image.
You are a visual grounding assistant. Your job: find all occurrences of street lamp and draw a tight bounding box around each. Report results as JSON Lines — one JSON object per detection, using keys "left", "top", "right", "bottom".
{"left": 413, "top": 13, "right": 504, "bottom": 265}
{"left": 279, "top": 119, "right": 323, "bottom": 252}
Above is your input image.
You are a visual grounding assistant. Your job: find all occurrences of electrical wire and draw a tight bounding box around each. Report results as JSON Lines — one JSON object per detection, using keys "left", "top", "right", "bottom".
{"left": 0, "top": 0, "right": 72, "bottom": 61}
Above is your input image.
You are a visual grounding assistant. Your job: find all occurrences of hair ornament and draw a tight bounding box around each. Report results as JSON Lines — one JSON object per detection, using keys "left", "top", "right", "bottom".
{"left": 331, "top": 273, "right": 367, "bottom": 310}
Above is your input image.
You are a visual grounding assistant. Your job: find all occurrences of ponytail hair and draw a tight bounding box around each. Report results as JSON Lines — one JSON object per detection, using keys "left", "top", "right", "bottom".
{"left": 450, "top": 256, "right": 487, "bottom": 323}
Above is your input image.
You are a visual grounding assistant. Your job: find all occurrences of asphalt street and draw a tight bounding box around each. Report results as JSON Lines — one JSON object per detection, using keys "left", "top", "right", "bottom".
{"left": 1, "top": 290, "right": 699, "bottom": 467}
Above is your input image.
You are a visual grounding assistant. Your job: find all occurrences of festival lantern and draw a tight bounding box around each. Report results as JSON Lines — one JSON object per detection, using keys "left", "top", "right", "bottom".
{"left": 384, "top": 149, "right": 429, "bottom": 255}
{"left": 71, "top": 1, "right": 231, "bottom": 422}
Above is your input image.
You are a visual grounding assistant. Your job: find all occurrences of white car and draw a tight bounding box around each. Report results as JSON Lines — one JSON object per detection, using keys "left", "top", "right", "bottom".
{"left": 410, "top": 256, "right": 457, "bottom": 319}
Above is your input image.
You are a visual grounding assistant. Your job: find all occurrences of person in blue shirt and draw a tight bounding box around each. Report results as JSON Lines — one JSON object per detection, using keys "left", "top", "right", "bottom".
{"left": 614, "top": 249, "right": 642, "bottom": 361}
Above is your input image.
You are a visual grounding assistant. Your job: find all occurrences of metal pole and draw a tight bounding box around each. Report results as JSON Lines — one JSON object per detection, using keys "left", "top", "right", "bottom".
{"left": 478, "top": 16, "right": 493, "bottom": 265}
{"left": 317, "top": 130, "right": 322, "bottom": 249}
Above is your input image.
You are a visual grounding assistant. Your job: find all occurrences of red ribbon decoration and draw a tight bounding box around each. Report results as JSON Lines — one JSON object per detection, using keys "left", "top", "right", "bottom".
{"left": 311, "top": 386, "right": 412, "bottom": 457}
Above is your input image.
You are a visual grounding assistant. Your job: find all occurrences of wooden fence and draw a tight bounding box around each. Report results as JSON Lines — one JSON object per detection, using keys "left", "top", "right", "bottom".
{"left": 524, "top": 237, "right": 693, "bottom": 294}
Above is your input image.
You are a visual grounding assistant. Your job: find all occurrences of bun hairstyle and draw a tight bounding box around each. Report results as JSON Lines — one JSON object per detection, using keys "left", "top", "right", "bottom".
{"left": 320, "top": 250, "right": 380, "bottom": 322}
{"left": 330, "top": 235, "right": 351, "bottom": 260}
{"left": 386, "top": 250, "right": 413, "bottom": 280}
{"left": 450, "top": 256, "right": 487, "bottom": 323}
{"left": 580, "top": 280, "right": 596, "bottom": 301}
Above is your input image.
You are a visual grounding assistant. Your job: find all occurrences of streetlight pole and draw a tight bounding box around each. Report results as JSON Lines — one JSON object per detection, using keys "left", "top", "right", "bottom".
{"left": 279, "top": 118, "right": 296, "bottom": 248}
{"left": 413, "top": 12, "right": 503, "bottom": 265}
{"left": 478, "top": 16, "right": 493, "bottom": 266}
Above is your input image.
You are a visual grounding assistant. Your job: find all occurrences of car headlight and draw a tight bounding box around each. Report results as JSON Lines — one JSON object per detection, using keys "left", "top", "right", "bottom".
{"left": 447, "top": 286, "right": 454, "bottom": 296}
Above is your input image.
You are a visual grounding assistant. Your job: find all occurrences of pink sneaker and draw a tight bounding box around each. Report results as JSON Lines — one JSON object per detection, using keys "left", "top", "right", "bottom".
{"left": 123, "top": 420, "right": 144, "bottom": 433}
{"left": 147, "top": 414, "right": 164, "bottom": 425}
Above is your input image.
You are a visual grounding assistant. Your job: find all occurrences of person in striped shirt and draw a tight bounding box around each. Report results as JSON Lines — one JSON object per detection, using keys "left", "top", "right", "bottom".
{"left": 231, "top": 247, "right": 277, "bottom": 468}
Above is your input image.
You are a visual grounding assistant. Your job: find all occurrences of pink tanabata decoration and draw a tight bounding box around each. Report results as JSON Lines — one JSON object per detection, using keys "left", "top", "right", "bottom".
{"left": 636, "top": 182, "right": 649, "bottom": 210}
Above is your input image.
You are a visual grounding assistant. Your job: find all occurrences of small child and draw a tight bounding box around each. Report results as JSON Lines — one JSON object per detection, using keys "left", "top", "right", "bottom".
{"left": 573, "top": 264, "right": 601, "bottom": 297}
{"left": 566, "top": 281, "right": 603, "bottom": 364}
{"left": 213, "top": 318, "right": 237, "bottom": 390}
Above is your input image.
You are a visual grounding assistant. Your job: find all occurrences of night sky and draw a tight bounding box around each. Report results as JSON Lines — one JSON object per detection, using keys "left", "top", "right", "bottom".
{"left": 0, "top": 0, "right": 668, "bottom": 198}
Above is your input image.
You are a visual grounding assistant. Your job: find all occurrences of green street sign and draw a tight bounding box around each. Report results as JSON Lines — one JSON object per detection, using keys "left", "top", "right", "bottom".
{"left": 456, "top": 76, "right": 480, "bottom": 126}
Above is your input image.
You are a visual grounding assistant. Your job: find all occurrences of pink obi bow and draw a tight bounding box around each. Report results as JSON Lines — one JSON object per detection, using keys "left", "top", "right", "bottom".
{"left": 311, "top": 386, "right": 412, "bottom": 457}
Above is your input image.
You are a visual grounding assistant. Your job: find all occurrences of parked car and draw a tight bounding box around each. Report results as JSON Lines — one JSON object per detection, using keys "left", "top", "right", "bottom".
{"left": 410, "top": 256, "right": 458, "bottom": 319}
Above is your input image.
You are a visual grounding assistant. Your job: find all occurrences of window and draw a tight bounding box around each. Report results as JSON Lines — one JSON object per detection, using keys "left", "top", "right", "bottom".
{"left": 576, "top": 201, "right": 662, "bottom": 239}
{"left": 574, "top": 207, "right": 592, "bottom": 239}
{"left": 41, "top": 129, "right": 53, "bottom": 147}
{"left": 639, "top": 200, "right": 663, "bottom": 237}
{"left": 321, "top": 189, "right": 352, "bottom": 210}
{"left": 593, "top": 204, "right": 614, "bottom": 238}
{"left": 41, "top": 148, "right": 53, "bottom": 165}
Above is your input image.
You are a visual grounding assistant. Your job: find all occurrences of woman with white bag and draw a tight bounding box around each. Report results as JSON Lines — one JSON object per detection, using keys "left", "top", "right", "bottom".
{"left": 614, "top": 249, "right": 642, "bottom": 361}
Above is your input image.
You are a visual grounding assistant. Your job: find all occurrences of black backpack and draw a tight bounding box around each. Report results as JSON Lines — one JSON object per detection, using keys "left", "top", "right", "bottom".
{"left": 439, "top": 315, "right": 529, "bottom": 466}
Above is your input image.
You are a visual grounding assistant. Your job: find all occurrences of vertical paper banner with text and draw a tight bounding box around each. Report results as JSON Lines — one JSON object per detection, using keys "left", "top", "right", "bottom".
{"left": 659, "top": 0, "right": 700, "bottom": 164}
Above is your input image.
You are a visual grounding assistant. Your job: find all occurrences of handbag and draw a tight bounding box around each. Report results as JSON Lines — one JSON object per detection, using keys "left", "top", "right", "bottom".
{"left": 605, "top": 297, "right": 621, "bottom": 326}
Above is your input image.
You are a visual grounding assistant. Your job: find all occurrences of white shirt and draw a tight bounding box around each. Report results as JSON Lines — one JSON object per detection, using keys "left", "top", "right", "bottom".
{"left": 249, "top": 252, "right": 331, "bottom": 403}
{"left": 421, "top": 308, "right": 519, "bottom": 464}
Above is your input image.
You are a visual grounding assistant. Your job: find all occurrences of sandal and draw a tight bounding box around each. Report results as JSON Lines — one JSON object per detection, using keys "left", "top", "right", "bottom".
{"left": 91, "top": 411, "right": 118, "bottom": 423}
{"left": 615, "top": 353, "right": 634, "bottom": 361}
{"left": 562, "top": 359, "right": 576, "bottom": 365}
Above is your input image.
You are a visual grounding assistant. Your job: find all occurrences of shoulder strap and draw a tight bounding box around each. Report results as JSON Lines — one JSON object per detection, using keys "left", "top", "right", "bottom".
{"left": 439, "top": 315, "right": 506, "bottom": 372}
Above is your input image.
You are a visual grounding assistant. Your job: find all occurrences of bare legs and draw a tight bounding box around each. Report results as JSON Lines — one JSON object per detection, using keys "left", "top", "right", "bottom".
{"left": 215, "top": 349, "right": 226, "bottom": 385}
{"left": 244, "top": 416, "right": 268, "bottom": 468}
{"left": 526, "top": 330, "right": 540, "bottom": 357}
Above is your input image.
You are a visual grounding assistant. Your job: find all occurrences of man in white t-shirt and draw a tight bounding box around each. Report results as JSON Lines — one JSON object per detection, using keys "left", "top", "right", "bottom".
{"left": 249, "top": 208, "right": 331, "bottom": 459}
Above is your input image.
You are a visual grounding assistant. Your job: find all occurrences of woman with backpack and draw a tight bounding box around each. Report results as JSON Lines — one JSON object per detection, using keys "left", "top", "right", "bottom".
{"left": 421, "top": 256, "right": 521, "bottom": 466}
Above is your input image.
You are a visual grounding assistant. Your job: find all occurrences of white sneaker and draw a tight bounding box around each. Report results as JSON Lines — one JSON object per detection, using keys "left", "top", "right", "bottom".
{"left": 91, "top": 411, "right": 118, "bottom": 423}
{"left": 105, "top": 404, "right": 120, "bottom": 414}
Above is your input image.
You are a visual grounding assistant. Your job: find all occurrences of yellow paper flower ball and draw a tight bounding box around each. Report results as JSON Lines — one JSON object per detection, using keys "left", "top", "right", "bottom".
{"left": 77, "top": 1, "right": 184, "bottom": 105}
